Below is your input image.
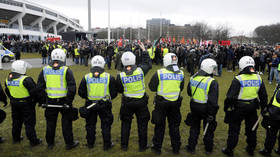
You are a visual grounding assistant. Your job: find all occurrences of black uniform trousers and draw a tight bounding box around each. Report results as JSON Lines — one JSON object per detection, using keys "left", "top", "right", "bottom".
{"left": 152, "top": 100, "right": 181, "bottom": 151}
{"left": 11, "top": 102, "right": 38, "bottom": 143}
{"left": 120, "top": 97, "right": 150, "bottom": 149}
{"left": 226, "top": 109, "right": 258, "bottom": 151}
{"left": 45, "top": 107, "right": 74, "bottom": 145}
{"left": 188, "top": 112, "right": 217, "bottom": 152}
{"left": 263, "top": 120, "right": 280, "bottom": 152}
{"left": 85, "top": 104, "right": 113, "bottom": 148}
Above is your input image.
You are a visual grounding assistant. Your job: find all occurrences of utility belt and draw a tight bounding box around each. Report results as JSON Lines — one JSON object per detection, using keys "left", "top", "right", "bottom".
{"left": 11, "top": 97, "right": 32, "bottom": 103}
{"left": 122, "top": 93, "right": 148, "bottom": 106}
{"left": 154, "top": 95, "right": 182, "bottom": 106}
{"left": 235, "top": 99, "right": 259, "bottom": 109}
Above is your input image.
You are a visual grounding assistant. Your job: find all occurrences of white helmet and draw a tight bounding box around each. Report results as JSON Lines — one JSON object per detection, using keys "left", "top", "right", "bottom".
{"left": 121, "top": 51, "right": 136, "bottom": 66}
{"left": 239, "top": 56, "right": 255, "bottom": 71}
{"left": 11, "top": 60, "right": 32, "bottom": 74}
{"left": 163, "top": 53, "right": 178, "bottom": 67}
{"left": 200, "top": 58, "right": 218, "bottom": 75}
{"left": 51, "top": 48, "right": 66, "bottom": 62}
{"left": 91, "top": 55, "right": 105, "bottom": 68}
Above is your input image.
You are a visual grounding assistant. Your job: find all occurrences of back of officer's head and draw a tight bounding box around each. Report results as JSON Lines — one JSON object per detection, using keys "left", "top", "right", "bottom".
{"left": 163, "top": 53, "right": 178, "bottom": 67}
{"left": 239, "top": 56, "right": 255, "bottom": 72}
{"left": 91, "top": 55, "right": 105, "bottom": 69}
{"left": 121, "top": 51, "right": 136, "bottom": 66}
{"left": 200, "top": 58, "right": 217, "bottom": 75}
{"left": 11, "top": 60, "right": 31, "bottom": 75}
{"left": 51, "top": 48, "right": 66, "bottom": 66}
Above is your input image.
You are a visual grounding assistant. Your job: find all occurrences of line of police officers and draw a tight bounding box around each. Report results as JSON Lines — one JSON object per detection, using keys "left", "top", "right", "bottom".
{"left": 0, "top": 44, "right": 279, "bottom": 157}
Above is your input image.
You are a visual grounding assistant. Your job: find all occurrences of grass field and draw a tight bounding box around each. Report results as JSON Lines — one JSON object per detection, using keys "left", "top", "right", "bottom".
{"left": 20, "top": 53, "right": 41, "bottom": 59}
{"left": 0, "top": 64, "right": 276, "bottom": 157}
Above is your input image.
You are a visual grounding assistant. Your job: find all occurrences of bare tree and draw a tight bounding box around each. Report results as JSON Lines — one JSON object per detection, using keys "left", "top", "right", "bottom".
{"left": 212, "top": 24, "right": 231, "bottom": 41}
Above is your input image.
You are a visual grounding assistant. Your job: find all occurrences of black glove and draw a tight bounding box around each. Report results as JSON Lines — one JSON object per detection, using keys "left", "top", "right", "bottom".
{"left": 206, "top": 115, "right": 214, "bottom": 123}
{"left": 261, "top": 107, "right": 269, "bottom": 117}
{"left": 261, "top": 115, "right": 271, "bottom": 129}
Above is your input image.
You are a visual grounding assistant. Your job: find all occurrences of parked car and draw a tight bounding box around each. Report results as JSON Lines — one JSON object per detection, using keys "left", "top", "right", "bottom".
{"left": 0, "top": 44, "right": 15, "bottom": 62}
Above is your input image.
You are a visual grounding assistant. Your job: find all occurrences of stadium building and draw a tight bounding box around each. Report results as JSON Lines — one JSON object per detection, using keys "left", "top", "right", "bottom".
{"left": 0, "top": 0, "right": 83, "bottom": 40}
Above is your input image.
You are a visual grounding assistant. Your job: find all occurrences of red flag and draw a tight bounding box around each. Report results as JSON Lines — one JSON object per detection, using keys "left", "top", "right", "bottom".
{"left": 168, "top": 37, "right": 171, "bottom": 43}
{"left": 173, "top": 37, "right": 176, "bottom": 43}
{"left": 187, "top": 40, "right": 190, "bottom": 44}
{"left": 118, "top": 37, "right": 123, "bottom": 47}
{"left": 180, "top": 37, "right": 185, "bottom": 45}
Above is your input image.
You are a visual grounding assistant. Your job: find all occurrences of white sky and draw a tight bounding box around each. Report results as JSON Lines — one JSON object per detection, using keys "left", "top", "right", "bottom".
{"left": 31, "top": 0, "right": 280, "bottom": 36}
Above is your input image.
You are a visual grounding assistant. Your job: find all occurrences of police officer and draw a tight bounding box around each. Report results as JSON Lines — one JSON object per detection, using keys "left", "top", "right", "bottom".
{"left": 259, "top": 84, "right": 280, "bottom": 156}
{"left": 222, "top": 56, "right": 268, "bottom": 156}
{"left": 185, "top": 58, "right": 219, "bottom": 155}
{"left": 37, "top": 48, "right": 79, "bottom": 150}
{"left": 149, "top": 53, "right": 184, "bottom": 154}
{"left": 116, "top": 42, "right": 151, "bottom": 152}
{"left": 0, "top": 82, "right": 7, "bottom": 143}
{"left": 5, "top": 60, "right": 42, "bottom": 146}
{"left": 78, "top": 55, "right": 117, "bottom": 150}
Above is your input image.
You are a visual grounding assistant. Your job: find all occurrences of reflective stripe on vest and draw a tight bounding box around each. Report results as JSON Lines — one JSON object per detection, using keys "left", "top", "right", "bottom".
{"left": 6, "top": 75, "right": 30, "bottom": 99}
{"left": 74, "top": 48, "right": 80, "bottom": 56}
{"left": 120, "top": 68, "right": 145, "bottom": 98}
{"left": 86, "top": 72, "right": 110, "bottom": 100}
{"left": 157, "top": 68, "right": 184, "bottom": 101}
{"left": 163, "top": 48, "right": 169, "bottom": 56}
{"left": 148, "top": 48, "right": 155, "bottom": 59}
{"left": 236, "top": 74, "right": 262, "bottom": 101}
{"left": 190, "top": 76, "right": 214, "bottom": 103}
{"left": 43, "top": 66, "right": 68, "bottom": 98}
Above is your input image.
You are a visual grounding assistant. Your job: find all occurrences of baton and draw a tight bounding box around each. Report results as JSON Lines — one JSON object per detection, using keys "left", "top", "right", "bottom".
{"left": 252, "top": 115, "right": 262, "bottom": 131}
{"left": 86, "top": 103, "right": 96, "bottom": 109}
{"left": 42, "top": 104, "right": 70, "bottom": 108}
{"left": 203, "top": 123, "right": 209, "bottom": 136}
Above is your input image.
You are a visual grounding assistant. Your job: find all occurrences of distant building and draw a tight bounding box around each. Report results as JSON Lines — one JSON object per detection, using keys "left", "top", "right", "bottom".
{"left": 146, "top": 18, "right": 170, "bottom": 41}
{"left": 230, "top": 36, "right": 253, "bottom": 45}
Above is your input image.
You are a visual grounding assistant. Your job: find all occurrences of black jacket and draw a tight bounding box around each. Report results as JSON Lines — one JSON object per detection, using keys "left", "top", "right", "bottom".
{"left": 187, "top": 70, "right": 219, "bottom": 117}
{"left": 0, "top": 82, "right": 7, "bottom": 104}
{"left": 37, "top": 65, "right": 76, "bottom": 105}
{"left": 78, "top": 71, "right": 118, "bottom": 102}
{"left": 224, "top": 67, "right": 268, "bottom": 112}
{"left": 5, "top": 72, "right": 38, "bottom": 104}
{"left": 268, "top": 89, "right": 280, "bottom": 120}
{"left": 149, "top": 65, "right": 185, "bottom": 102}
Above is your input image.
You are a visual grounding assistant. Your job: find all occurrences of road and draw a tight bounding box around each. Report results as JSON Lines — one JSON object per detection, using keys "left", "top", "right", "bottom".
{"left": 0, "top": 58, "right": 76, "bottom": 70}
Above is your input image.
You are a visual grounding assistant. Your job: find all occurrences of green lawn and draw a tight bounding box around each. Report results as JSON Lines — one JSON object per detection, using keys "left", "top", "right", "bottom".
{"left": 0, "top": 65, "right": 276, "bottom": 157}
{"left": 20, "top": 53, "right": 41, "bottom": 59}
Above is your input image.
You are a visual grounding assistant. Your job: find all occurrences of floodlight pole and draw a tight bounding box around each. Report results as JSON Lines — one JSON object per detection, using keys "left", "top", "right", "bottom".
{"left": 108, "top": 0, "right": 111, "bottom": 43}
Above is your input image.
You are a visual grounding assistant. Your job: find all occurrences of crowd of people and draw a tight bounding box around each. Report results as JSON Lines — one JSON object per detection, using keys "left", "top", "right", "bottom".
{"left": 1, "top": 39, "right": 280, "bottom": 156}
{"left": 2, "top": 39, "right": 280, "bottom": 82}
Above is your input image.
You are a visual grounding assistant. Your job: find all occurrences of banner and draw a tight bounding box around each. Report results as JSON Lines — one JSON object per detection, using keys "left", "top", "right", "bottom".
{"left": 46, "top": 37, "right": 60, "bottom": 42}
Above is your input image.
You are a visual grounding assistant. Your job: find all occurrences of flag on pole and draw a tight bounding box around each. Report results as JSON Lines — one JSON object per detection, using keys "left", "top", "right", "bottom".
{"left": 118, "top": 37, "right": 123, "bottom": 47}
{"left": 180, "top": 37, "right": 185, "bottom": 45}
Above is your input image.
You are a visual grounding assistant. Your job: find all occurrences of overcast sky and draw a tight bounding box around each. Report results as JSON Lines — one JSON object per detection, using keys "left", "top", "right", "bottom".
{"left": 31, "top": 0, "right": 280, "bottom": 36}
